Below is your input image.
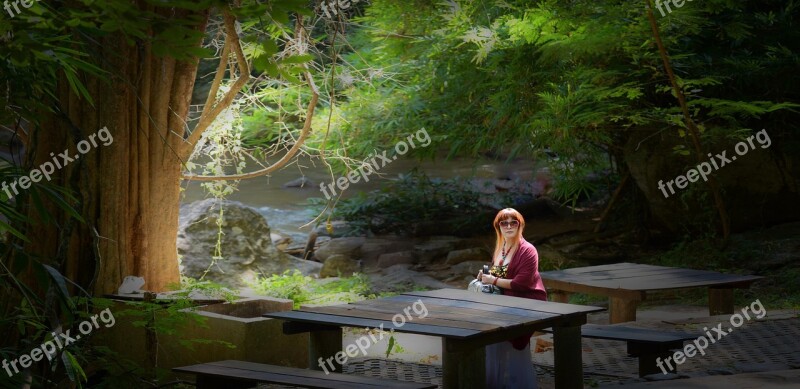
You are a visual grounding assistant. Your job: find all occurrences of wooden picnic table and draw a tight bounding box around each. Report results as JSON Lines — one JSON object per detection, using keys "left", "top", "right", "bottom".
{"left": 264, "top": 288, "right": 603, "bottom": 389}
{"left": 541, "top": 262, "right": 763, "bottom": 324}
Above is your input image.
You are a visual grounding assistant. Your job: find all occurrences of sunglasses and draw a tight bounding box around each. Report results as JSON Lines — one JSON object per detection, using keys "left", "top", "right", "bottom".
{"left": 498, "top": 220, "right": 519, "bottom": 228}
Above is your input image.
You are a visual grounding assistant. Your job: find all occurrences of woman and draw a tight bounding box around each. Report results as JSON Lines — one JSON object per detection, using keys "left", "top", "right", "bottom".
{"left": 477, "top": 208, "right": 547, "bottom": 388}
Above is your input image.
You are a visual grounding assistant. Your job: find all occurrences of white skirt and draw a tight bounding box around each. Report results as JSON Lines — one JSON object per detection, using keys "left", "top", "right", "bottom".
{"left": 485, "top": 340, "right": 538, "bottom": 389}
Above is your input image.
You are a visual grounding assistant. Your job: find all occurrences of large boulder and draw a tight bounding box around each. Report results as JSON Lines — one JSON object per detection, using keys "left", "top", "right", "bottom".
{"left": 445, "top": 247, "right": 490, "bottom": 265}
{"left": 377, "top": 251, "right": 417, "bottom": 268}
{"left": 360, "top": 237, "right": 416, "bottom": 265}
{"left": 414, "top": 236, "right": 461, "bottom": 264}
{"left": 320, "top": 254, "right": 361, "bottom": 278}
{"left": 443, "top": 261, "right": 489, "bottom": 283}
{"left": 313, "top": 237, "right": 366, "bottom": 262}
{"left": 178, "top": 199, "right": 321, "bottom": 287}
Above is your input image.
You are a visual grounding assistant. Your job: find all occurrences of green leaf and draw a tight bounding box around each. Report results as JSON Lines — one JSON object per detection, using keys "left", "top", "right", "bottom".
{"left": 63, "top": 69, "right": 94, "bottom": 106}
{"left": 62, "top": 350, "right": 87, "bottom": 383}
{"left": 281, "top": 54, "right": 314, "bottom": 64}
{"left": 43, "top": 264, "right": 76, "bottom": 310}
{"left": 39, "top": 185, "right": 83, "bottom": 222}
{"left": 262, "top": 39, "right": 279, "bottom": 57}
{"left": 385, "top": 333, "right": 396, "bottom": 358}
{"left": 0, "top": 219, "right": 27, "bottom": 241}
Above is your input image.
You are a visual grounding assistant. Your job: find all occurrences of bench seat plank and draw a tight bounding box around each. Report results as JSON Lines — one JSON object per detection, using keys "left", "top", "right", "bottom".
{"left": 540, "top": 325, "right": 695, "bottom": 341}
{"left": 579, "top": 324, "right": 697, "bottom": 342}
{"left": 173, "top": 360, "right": 436, "bottom": 389}
{"left": 539, "top": 325, "right": 699, "bottom": 377}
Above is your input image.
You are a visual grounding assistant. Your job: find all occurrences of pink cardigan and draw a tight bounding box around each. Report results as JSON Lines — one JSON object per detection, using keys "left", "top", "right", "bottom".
{"left": 504, "top": 237, "right": 547, "bottom": 301}
{"left": 503, "top": 237, "right": 547, "bottom": 349}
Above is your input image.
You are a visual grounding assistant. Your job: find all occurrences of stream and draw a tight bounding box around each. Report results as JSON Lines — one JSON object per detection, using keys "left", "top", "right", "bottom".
{"left": 180, "top": 155, "right": 543, "bottom": 244}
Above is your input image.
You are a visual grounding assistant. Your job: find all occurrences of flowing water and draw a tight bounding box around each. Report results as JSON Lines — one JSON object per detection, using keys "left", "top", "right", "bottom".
{"left": 180, "top": 155, "right": 542, "bottom": 244}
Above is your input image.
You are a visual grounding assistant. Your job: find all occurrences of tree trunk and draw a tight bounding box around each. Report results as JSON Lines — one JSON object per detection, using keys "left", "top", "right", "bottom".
{"left": 27, "top": 6, "right": 209, "bottom": 294}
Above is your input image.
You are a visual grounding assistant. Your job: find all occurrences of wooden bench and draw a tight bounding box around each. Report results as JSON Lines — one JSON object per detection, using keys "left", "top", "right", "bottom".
{"left": 541, "top": 324, "right": 698, "bottom": 377}
{"left": 173, "top": 360, "right": 437, "bottom": 389}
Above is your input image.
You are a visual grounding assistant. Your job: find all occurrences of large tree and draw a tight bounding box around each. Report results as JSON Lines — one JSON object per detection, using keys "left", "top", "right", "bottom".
{"left": 3, "top": 0, "right": 318, "bottom": 297}
{"left": 0, "top": 2, "right": 323, "bottom": 385}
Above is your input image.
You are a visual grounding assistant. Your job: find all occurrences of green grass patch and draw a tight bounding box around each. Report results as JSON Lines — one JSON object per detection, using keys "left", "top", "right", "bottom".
{"left": 247, "top": 270, "right": 379, "bottom": 308}
{"left": 248, "top": 270, "right": 437, "bottom": 309}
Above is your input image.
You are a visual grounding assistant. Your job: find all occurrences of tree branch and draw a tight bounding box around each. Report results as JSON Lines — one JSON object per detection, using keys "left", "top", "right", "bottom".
{"left": 644, "top": 0, "right": 730, "bottom": 242}
{"left": 201, "top": 38, "right": 231, "bottom": 121}
{"left": 182, "top": 9, "right": 249, "bottom": 157}
{"left": 182, "top": 15, "right": 320, "bottom": 182}
{"left": 182, "top": 71, "right": 319, "bottom": 181}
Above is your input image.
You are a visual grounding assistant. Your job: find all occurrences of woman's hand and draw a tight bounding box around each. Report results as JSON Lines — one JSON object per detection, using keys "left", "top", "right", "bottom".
{"left": 477, "top": 269, "right": 501, "bottom": 286}
{"left": 477, "top": 271, "right": 495, "bottom": 285}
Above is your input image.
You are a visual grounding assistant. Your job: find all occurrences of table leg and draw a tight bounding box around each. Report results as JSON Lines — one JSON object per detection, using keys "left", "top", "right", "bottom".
{"left": 638, "top": 351, "right": 675, "bottom": 377}
{"left": 550, "top": 290, "right": 573, "bottom": 303}
{"left": 308, "top": 327, "right": 343, "bottom": 373}
{"left": 552, "top": 324, "right": 582, "bottom": 389}
{"left": 442, "top": 338, "right": 485, "bottom": 389}
{"left": 709, "top": 287, "right": 734, "bottom": 316}
{"left": 610, "top": 297, "right": 638, "bottom": 323}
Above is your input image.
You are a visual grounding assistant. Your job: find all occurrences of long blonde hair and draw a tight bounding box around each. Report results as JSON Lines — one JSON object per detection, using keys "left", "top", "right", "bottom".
{"left": 492, "top": 208, "right": 525, "bottom": 263}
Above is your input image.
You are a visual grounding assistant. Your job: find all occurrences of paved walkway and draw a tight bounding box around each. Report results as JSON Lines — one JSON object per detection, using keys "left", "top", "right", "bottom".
{"left": 606, "top": 369, "right": 800, "bottom": 388}
{"left": 338, "top": 306, "right": 800, "bottom": 388}
{"left": 533, "top": 306, "right": 800, "bottom": 387}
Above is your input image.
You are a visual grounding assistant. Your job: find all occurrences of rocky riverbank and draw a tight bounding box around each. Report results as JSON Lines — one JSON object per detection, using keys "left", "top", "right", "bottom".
{"left": 177, "top": 197, "right": 800, "bottom": 311}
{"left": 176, "top": 195, "right": 607, "bottom": 292}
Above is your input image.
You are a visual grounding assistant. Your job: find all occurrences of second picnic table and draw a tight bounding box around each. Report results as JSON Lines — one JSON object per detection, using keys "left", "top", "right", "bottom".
{"left": 541, "top": 262, "right": 762, "bottom": 324}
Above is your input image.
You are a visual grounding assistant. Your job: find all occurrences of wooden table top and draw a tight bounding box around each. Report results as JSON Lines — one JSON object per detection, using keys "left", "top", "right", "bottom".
{"left": 541, "top": 262, "right": 763, "bottom": 292}
{"left": 264, "top": 288, "right": 603, "bottom": 340}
